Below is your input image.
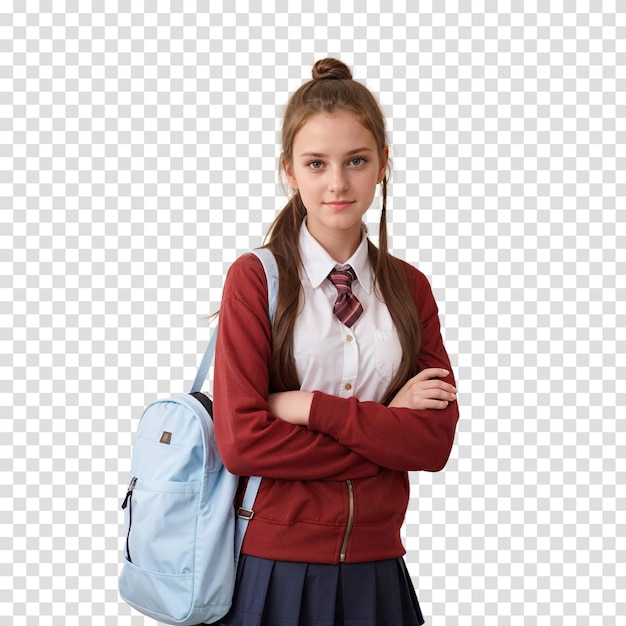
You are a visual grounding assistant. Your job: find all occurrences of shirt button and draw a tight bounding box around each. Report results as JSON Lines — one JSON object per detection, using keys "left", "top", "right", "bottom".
{"left": 344, "top": 383, "right": 352, "bottom": 391}
{"left": 346, "top": 335, "right": 353, "bottom": 342}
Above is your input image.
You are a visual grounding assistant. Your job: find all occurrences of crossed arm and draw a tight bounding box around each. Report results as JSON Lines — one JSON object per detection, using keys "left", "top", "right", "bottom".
{"left": 214, "top": 254, "right": 459, "bottom": 476}
{"left": 269, "top": 368, "right": 457, "bottom": 425}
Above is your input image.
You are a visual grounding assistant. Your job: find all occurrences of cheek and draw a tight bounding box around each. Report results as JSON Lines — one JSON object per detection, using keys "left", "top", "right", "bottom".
{"left": 293, "top": 172, "right": 319, "bottom": 195}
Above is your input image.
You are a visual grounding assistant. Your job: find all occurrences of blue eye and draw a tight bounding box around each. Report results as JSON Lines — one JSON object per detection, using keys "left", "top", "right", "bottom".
{"left": 307, "top": 160, "right": 324, "bottom": 170}
{"left": 350, "top": 157, "right": 367, "bottom": 166}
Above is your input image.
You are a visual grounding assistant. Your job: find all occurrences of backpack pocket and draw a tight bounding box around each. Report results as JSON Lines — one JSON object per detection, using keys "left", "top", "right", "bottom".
{"left": 122, "top": 477, "right": 201, "bottom": 575}
{"left": 119, "top": 558, "right": 195, "bottom": 623}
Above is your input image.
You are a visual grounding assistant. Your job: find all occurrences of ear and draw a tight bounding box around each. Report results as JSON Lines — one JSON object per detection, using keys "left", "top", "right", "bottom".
{"left": 377, "top": 146, "right": 389, "bottom": 184}
{"left": 283, "top": 157, "right": 298, "bottom": 190}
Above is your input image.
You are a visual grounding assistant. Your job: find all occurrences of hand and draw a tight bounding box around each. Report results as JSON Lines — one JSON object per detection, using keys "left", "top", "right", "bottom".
{"left": 388, "top": 368, "right": 457, "bottom": 410}
{"left": 268, "top": 391, "right": 314, "bottom": 426}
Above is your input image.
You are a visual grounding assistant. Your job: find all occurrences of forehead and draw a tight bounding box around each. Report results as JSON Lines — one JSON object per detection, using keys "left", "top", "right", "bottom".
{"left": 293, "top": 111, "right": 378, "bottom": 153}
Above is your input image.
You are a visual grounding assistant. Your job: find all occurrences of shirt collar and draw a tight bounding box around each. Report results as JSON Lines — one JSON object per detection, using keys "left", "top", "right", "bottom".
{"left": 298, "top": 219, "right": 373, "bottom": 294}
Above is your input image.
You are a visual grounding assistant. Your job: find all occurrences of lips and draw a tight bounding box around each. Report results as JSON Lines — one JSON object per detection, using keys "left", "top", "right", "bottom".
{"left": 325, "top": 201, "right": 354, "bottom": 210}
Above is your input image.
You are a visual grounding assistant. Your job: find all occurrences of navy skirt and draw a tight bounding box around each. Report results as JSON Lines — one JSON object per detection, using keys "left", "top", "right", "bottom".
{"left": 210, "top": 554, "right": 425, "bottom": 626}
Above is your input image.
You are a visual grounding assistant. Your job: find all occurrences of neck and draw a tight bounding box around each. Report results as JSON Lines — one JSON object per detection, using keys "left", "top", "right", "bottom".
{"left": 307, "top": 224, "right": 363, "bottom": 264}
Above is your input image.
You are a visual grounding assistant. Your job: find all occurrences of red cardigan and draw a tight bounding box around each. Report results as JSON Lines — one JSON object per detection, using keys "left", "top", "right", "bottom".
{"left": 213, "top": 252, "right": 459, "bottom": 564}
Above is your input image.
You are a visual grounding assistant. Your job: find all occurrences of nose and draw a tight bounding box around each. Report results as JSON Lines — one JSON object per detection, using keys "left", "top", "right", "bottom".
{"left": 328, "top": 166, "right": 349, "bottom": 193}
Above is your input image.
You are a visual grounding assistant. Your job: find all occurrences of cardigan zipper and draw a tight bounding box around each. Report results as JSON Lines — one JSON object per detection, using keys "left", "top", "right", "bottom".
{"left": 339, "top": 479, "right": 354, "bottom": 563}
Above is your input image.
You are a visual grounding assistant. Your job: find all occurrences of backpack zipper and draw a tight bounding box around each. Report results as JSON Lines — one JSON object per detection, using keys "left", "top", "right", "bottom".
{"left": 339, "top": 479, "right": 354, "bottom": 563}
{"left": 121, "top": 477, "right": 138, "bottom": 563}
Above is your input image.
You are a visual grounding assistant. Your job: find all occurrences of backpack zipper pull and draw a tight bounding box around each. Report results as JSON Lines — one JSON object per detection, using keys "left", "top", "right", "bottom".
{"left": 121, "top": 477, "right": 137, "bottom": 510}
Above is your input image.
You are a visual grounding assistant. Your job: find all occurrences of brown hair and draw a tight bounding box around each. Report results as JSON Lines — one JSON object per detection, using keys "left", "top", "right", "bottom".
{"left": 265, "top": 58, "right": 421, "bottom": 405}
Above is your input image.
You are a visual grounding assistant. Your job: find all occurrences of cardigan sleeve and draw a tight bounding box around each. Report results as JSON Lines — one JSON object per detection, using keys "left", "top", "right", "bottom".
{"left": 212, "top": 253, "right": 380, "bottom": 481}
{"left": 308, "top": 263, "right": 459, "bottom": 472}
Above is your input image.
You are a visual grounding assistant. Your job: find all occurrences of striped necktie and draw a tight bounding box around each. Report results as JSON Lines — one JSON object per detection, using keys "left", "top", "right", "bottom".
{"left": 327, "top": 266, "right": 363, "bottom": 328}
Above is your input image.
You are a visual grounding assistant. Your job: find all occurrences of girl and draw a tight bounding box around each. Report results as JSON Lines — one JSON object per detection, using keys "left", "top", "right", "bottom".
{"left": 212, "top": 58, "right": 459, "bottom": 626}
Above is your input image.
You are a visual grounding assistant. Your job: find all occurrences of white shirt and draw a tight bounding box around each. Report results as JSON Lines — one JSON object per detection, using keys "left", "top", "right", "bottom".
{"left": 294, "top": 221, "right": 403, "bottom": 403}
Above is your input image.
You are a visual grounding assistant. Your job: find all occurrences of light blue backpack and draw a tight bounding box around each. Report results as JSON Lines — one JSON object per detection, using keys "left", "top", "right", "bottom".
{"left": 119, "top": 248, "right": 278, "bottom": 625}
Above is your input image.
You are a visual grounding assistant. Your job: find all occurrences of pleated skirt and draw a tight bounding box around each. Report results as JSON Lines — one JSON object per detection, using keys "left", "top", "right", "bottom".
{"left": 210, "top": 554, "right": 425, "bottom": 626}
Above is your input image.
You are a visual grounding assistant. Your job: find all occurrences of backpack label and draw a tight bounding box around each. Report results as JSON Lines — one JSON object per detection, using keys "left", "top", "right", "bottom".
{"left": 160, "top": 431, "right": 172, "bottom": 445}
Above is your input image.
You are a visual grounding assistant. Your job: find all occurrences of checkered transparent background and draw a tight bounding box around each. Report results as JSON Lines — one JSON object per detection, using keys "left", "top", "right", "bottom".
{"left": 1, "top": 2, "right": 624, "bottom": 624}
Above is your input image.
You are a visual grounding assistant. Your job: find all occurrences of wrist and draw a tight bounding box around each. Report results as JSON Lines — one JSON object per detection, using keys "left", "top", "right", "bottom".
{"left": 269, "top": 391, "right": 313, "bottom": 425}
{"left": 296, "top": 391, "right": 314, "bottom": 425}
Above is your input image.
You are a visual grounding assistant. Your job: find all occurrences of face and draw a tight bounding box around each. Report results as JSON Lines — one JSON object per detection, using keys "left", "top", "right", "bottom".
{"left": 284, "top": 110, "right": 388, "bottom": 252}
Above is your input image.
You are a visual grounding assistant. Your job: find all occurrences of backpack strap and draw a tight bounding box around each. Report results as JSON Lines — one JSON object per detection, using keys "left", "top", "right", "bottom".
{"left": 234, "top": 475, "right": 261, "bottom": 566}
{"left": 190, "top": 248, "right": 279, "bottom": 394}
{"left": 190, "top": 248, "right": 279, "bottom": 565}
{"left": 250, "top": 247, "right": 279, "bottom": 322}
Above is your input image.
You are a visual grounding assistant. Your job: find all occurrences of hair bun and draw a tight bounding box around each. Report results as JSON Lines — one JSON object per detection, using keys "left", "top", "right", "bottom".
{"left": 312, "top": 58, "right": 352, "bottom": 80}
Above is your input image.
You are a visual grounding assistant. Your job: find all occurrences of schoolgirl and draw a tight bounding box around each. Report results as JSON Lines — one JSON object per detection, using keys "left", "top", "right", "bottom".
{"left": 211, "top": 58, "right": 459, "bottom": 626}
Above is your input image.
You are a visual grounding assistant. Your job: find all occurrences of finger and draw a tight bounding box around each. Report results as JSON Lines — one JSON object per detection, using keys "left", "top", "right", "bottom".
{"left": 436, "top": 383, "right": 457, "bottom": 398}
{"left": 416, "top": 379, "right": 457, "bottom": 395}
{"left": 423, "top": 399, "right": 450, "bottom": 410}
{"left": 415, "top": 368, "right": 450, "bottom": 381}
{"left": 421, "top": 388, "right": 456, "bottom": 402}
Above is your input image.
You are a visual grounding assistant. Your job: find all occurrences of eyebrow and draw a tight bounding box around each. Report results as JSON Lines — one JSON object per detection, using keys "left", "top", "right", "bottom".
{"left": 298, "top": 147, "right": 375, "bottom": 158}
